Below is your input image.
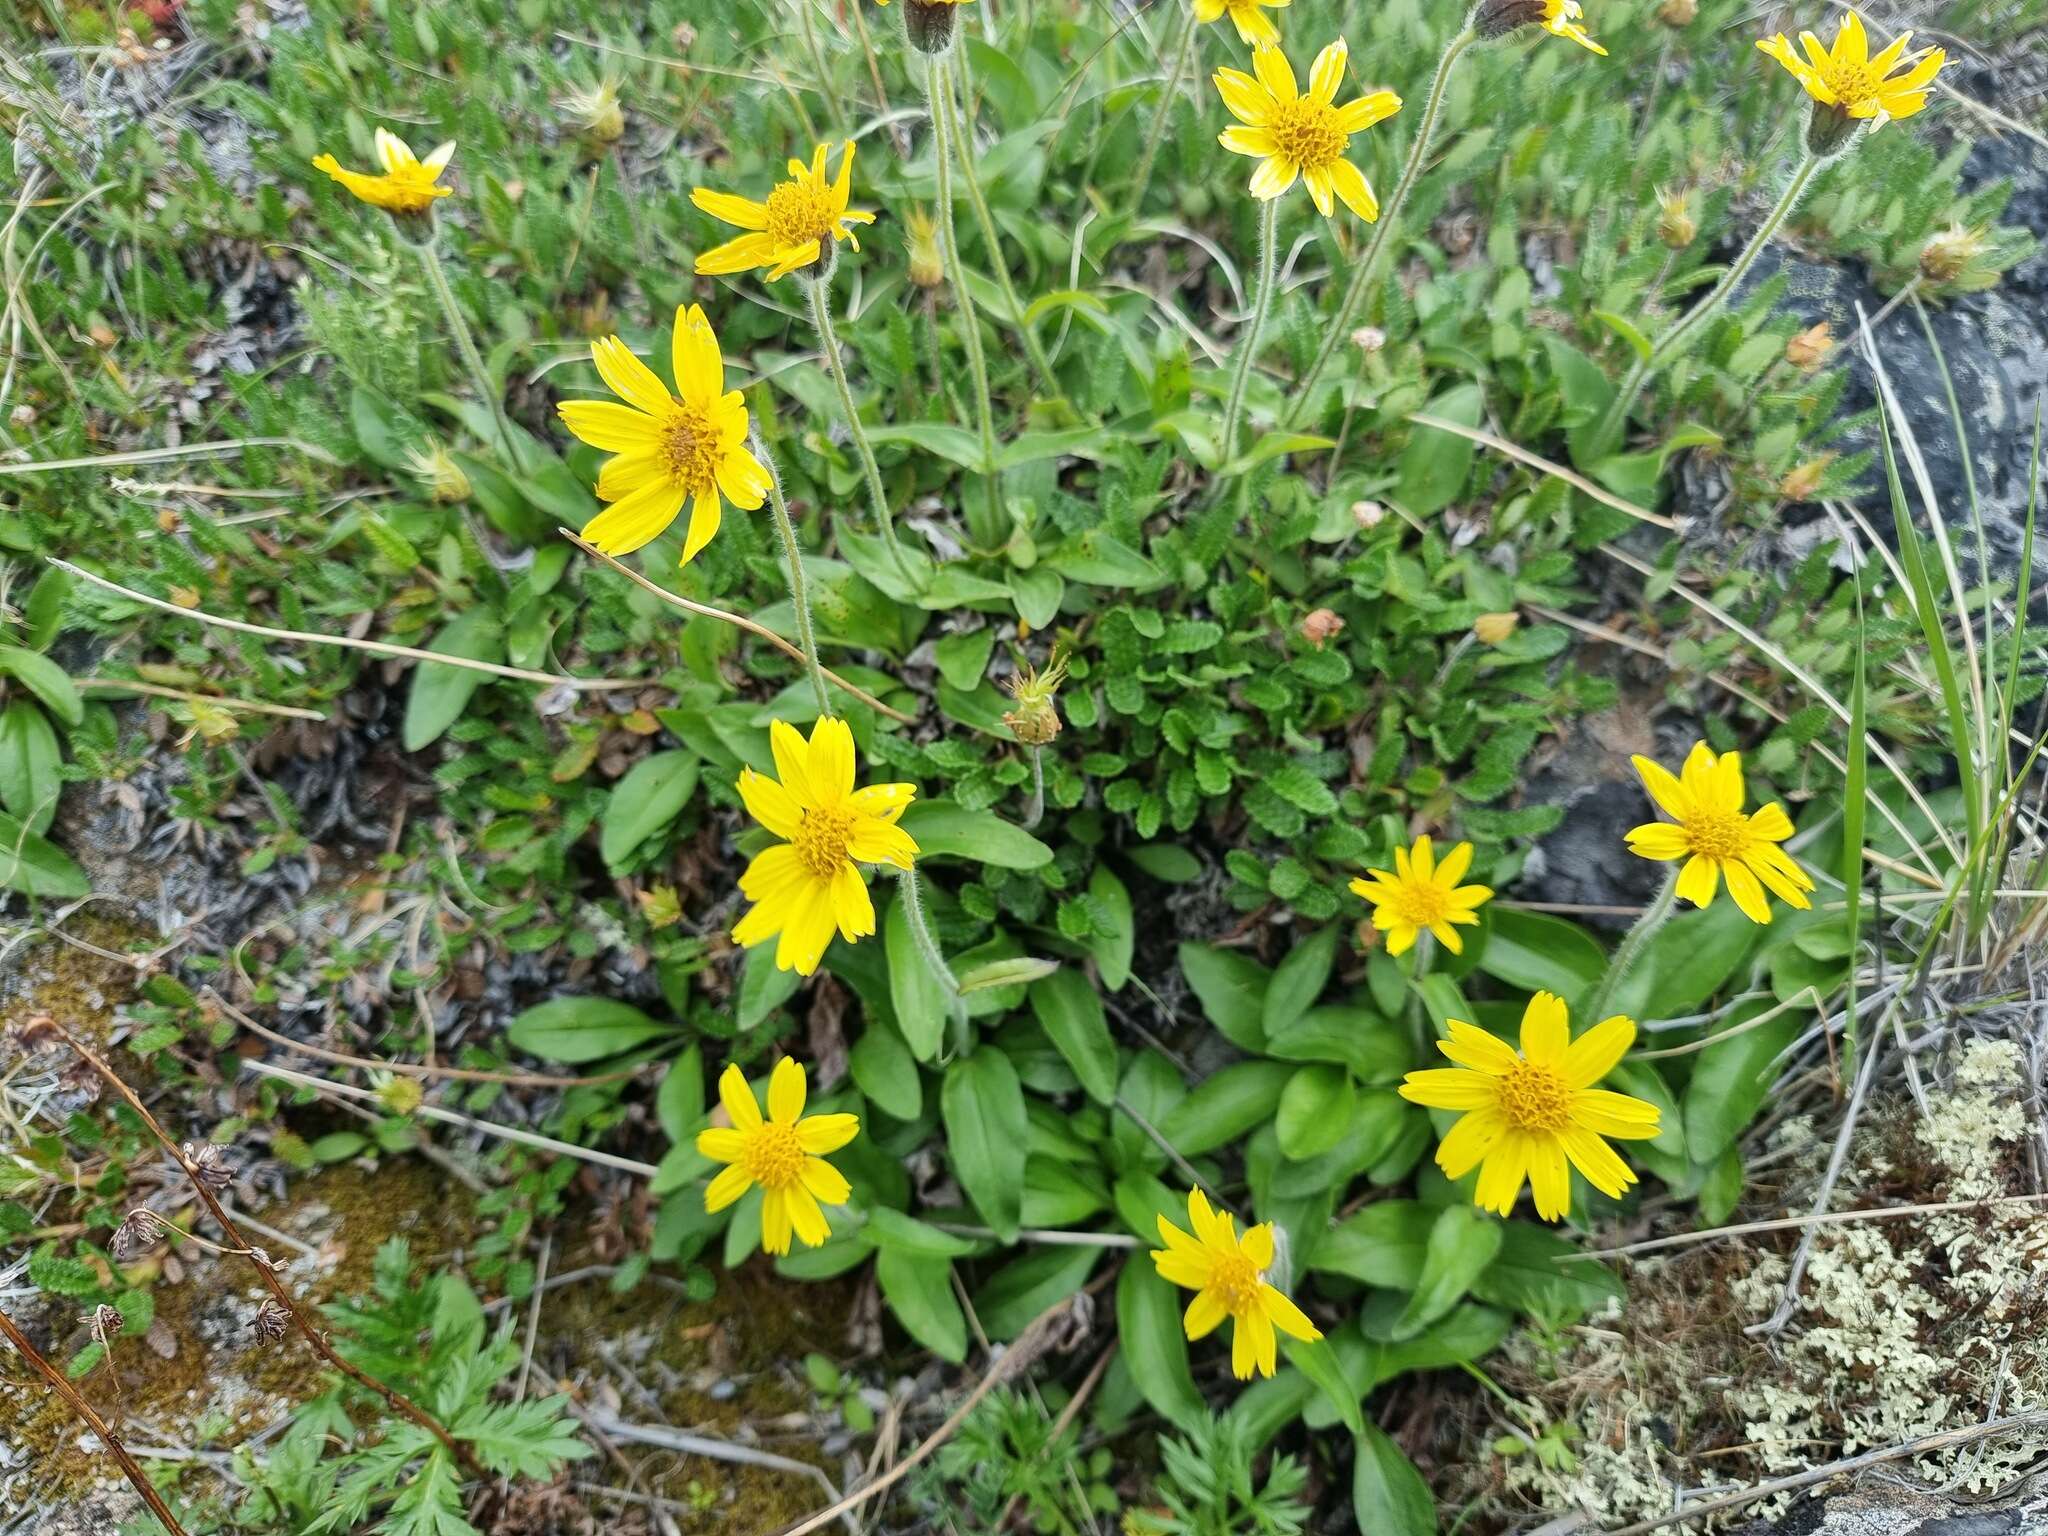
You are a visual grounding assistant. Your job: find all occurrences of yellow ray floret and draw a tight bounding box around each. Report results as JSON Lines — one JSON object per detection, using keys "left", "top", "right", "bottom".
{"left": 1400, "top": 994, "right": 1660, "bottom": 1222}
{"left": 1150, "top": 1188, "right": 1322, "bottom": 1380}
{"left": 1348, "top": 835, "right": 1493, "bottom": 957}
{"left": 311, "top": 127, "right": 454, "bottom": 214}
{"left": 1537, "top": 0, "right": 1606, "bottom": 54}
{"left": 1624, "top": 742, "right": 1815, "bottom": 924}
{"left": 1757, "top": 9, "right": 1946, "bottom": 124}
{"left": 732, "top": 717, "right": 920, "bottom": 977}
{"left": 556, "top": 304, "right": 768, "bottom": 566}
{"left": 1193, "top": 0, "right": 1290, "bottom": 48}
{"left": 1213, "top": 39, "right": 1401, "bottom": 220}
{"left": 698, "top": 1060, "right": 860, "bottom": 1255}
{"left": 693, "top": 141, "right": 878, "bottom": 282}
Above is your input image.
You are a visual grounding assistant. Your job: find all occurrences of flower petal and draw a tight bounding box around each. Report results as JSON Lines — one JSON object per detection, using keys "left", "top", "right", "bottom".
{"left": 678, "top": 488, "right": 724, "bottom": 566}
{"left": 1631, "top": 754, "right": 1690, "bottom": 821}
{"left": 1251, "top": 43, "right": 1297, "bottom": 102}
{"left": 787, "top": 1186, "right": 832, "bottom": 1248}
{"left": 1439, "top": 1019, "right": 1520, "bottom": 1075}
{"left": 1184, "top": 1289, "right": 1228, "bottom": 1340}
{"left": 761, "top": 1187, "right": 794, "bottom": 1254}
{"left": 800, "top": 1156, "right": 852, "bottom": 1206}
{"left": 1307, "top": 38, "right": 1347, "bottom": 104}
{"left": 591, "top": 335, "right": 672, "bottom": 416}
{"left": 1527, "top": 1135, "right": 1571, "bottom": 1222}
{"left": 1675, "top": 853, "right": 1721, "bottom": 909}
{"left": 769, "top": 719, "right": 816, "bottom": 806}
{"left": 1562, "top": 1014, "right": 1635, "bottom": 1088}
{"left": 1571, "top": 1089, "right": 1661, "bottom": 1140}
{"left": 672, "top": 303, "right": 722, "bottom": 402}
{"left": 807, "top": 716, "right": 858, "bottom": 805}
{"left": 1259, "top": 1283, "right": 1321, "bottom": 1342}
{"left": 558, "top": 399, "right": 661, "bottom": 452}
{"left": 718, "top": 1063, "right": 763, "bottom": 1131}
{"left": 1436, "top": 1107, "right": 1507, "bottom": 1181}
{"left": 697, "top": 1127, "right": 747, "bottom": 1163}
{"left": 739, "top": 767, "right": 804, "bottom": 839}
{"left": 704, "top": 1162, "right": 754, "bottom": 1212}
{"left": 580, "top": 477, "right": 685, "bottom": 557}
{"left": 690, "top": 187, "right": 769, "bottom": 230}
{"left": 1519, "top": 991, "right": 1570, "bottom": 1066}
{"left": 830, "top": 861, "right": 876, "bottom": 942}
{"left": 1559, "top": 1125, "right": 1637, "bottom": 1200}
{"left": 1400, "top": 1068, "right": 1498, "bottom": 1112}
{"left": 767, "top": 1057, "right": 807, "bottom": 1124}
{"left": 797, "top": 1113, "right": 860, "bottom": 1154}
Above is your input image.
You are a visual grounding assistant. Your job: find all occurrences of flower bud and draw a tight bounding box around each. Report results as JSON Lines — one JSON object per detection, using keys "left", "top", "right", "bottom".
{"left": 1002, "top": 647, "right": 1069, "bottom": 747}
{"left": 1654, "top": 187, "right": 1695, "bottom": 250}
{"left": 1778, "top": 457, "right": 1833, "bottom": 502}
{"left": 1350, "top": 326, "right": 1386, "bottom": 354}
{"left": 1784, "top": 321, "right": 1831, "bottom": 372}
{"left": 1473, "top": 611, "right": 1520, "bottom": 646}
{"left": 1657, "top": 0, "right": 1696, "bottom": 24}
{"left": 903, "top": 0, "right": 963, "bottom": 54}
{"left": 561, "top": 77, "right": 626, "bottom": 145}
{"left": 905, "top": 207, "right": 944, "bottom": 289}
{"left": 1351, "top": 500, "right": 1385, "bottom": 530}
{"left": 1918, "top": 223, "right": 1987, "bottom": 286}
{"left": 406, "top": 440, "right": 471, "bottom": 503}
{"left": 1300, "top": 608, "right": 1345, "bottom": 650}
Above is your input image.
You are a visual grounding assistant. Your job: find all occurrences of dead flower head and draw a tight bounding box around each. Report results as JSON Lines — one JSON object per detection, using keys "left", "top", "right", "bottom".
{"left": 1003, "top": 646, "right": 1070, "bottom": 746}
{"left": 1300, "top": 608, "right": 1346, "bottom": 649}
{"left": 182, "top": 1141, "right": 234, "bottom": 1193}
{"left": 111, "top": 1208, "right": 170, "bottom": 1261}
{"left": 1785, "top": 321, "right": 1832, "bottom": 372}
{"left": 90, "top": 1304, "right": 124, "bottom": 1347}
{"left": 251, "top": 1299, "right": 292, "bottom": 1342}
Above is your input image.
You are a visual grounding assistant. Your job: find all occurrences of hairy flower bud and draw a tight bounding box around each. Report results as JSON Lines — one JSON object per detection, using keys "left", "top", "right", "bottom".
{"left": 1918, "top": 223, "right": 1987, "bottom": 286}
{"left": 1654, "top": 186, "right": 1696, "bottom": 250}
{"left": 561, "top": 77, "right": 625, "bottom": 145}
{"left": 902, "top": 0, "right": 964, "bottom": 54}
{"left": 1784, "top": 321, "right": 1831, "bottom": 373}
{"left": 405, "top": 441, "right": 471, "bottom": 503}
{"left": 904, "top": 207, "right": 944, "bottom": 289}
{"left": 1002, "top": 648, "right": 1069, "bottom": 747}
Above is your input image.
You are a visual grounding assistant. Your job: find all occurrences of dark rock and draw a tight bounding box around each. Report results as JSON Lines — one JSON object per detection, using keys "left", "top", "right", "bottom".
{"left": 1741, "top": 1481, "right": 2048, "bottom": 1535}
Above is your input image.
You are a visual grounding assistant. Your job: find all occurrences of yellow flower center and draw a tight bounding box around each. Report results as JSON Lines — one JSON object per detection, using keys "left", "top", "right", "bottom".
{"left": 739, "top": 1122, "right": 807, "bottom": 1190}
{"left": 1819, "top": 59, "right": 1881, "bottom": 111}
{"left": 1389, "top": 880, "right": 1449, "bottom": 929}
{"left": 1208, "top": 1252, "right": 1262, "bottom": 1317}
{"left": 659, "top": 402, "right": 722, "bottom": 493}
{"left": 764, "top": 178, "right": 835, "bottom": 253}
{"left": 1265, "top": 97, "right": 1347, "bottom": 174}
{"left": 1498, "top": 1060, "right": 1572, "bottom": 1133}
{"left": 793, "top": 805, "right": 856, "bottom": 879}
{"left": 1679, "top": 808, "right": 1750, "bottom": 863}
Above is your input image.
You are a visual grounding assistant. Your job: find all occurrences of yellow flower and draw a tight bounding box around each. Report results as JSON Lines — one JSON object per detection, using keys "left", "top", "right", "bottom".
{"left": 733, "top": 718, "right": 920, "bottom": 976}
{"left": 1193, "top": 0, "right": 1289, "bottom": 48}
{"left": 1625, "top": 742, "right": 1814, "bottom": 924}
{"left": 1536, "top": 0, "right": 1606, "bottom": 54}
{"left": 1399, "top": 993, "right": 1660, "bottom": 1221}
{"left": 1756, "top": 10, "right": 1946, "bottom": 125}
{"left": 1150, "top": 1188, "right": 1321, "bottom": 1380}
{"left": 698, "top": 1060, "right": 859, "bottom": 1255}
{"left": 311, "top": 127, "right": 454, "bottom": 215}
{"left": 1214, "top": 39, "right": 1401, "bottom": 220}
{"left": 556, "top": 304, "right": 769, "bottom": 565}
{"left": 692, "top": 142, "right": 878, "bottom": 282}
{"left": 1348, "top": 835, "right": 1492, "bottom": 957}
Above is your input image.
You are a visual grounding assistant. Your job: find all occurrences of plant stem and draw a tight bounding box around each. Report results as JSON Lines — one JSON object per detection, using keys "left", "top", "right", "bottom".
{"left": 803, "top": 273, "right": 918, "bottom": 589}
{"left": 795, "top": 0, "right": 850, "bottom": 136}
{"left": 1285, "top": 27, "right": 1476, "bottom": 429}
{"left": 896, "top": 868, "right": 967, "bottom": 1050}
{"left": 1596, "top": 151, "right": 1822, "bottom": 453}
{"left": 1583, "top": 870, "right": 1679, "bottom": 1024}
{"left": 0, "top": 1305, "right": 193, "bottom": 1536}
{"left": 925, "top": 49, "right": 1000, "bottom": 535}
{"left": 1127, "top": 8, "right": 1197, "bottom": 221}
{"left": 1219, "top": 196, "right": 1279, "bottom": 461}
{"left": 947, "top": 48, "right": 1058, "bottom": 396}
{"left": 757, "top": 435, "right": 833, "bottom": 718}
{"left": 1022, "top": 746, "right": 1045, "bottom": 830}
{"left": 41, "top": 1016, "right": 487, "bottom": 1483}
{"left": 414, "top": 232, "right": 523, "bottom": 473}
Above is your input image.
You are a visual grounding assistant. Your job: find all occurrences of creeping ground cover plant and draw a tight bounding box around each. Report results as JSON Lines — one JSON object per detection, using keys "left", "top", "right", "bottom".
{"left": 4, "top": 0, "right": 2040, "bottom": 1532}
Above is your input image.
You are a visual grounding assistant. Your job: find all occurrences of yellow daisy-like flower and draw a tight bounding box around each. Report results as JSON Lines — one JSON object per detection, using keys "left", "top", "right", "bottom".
{"left": 311, "top": 127, "right": 454, "bottom": 215}
{"left": 1625, "top": 743, "right": 1814, "bottom": 925}
{"left": 1214, "top": 39, "right": 1401, "bottom": 220}
{"left": 692, "top": 142, "right": 878, "bottom": 282}
{"left": 1150, "top": 1188, "right": 1322, "bottom": 1380}
{"left": 1536, "top": 0, "right": 1607, "bottom": 55}
{"left": 556, "top": 304, "right": 769, "bottom": 565}
{"left": 1399, "top": 993, "right": 1660, "bottom": 1222}
{"left": 734, "top": 717, "right": 920, "bottom": 977}
{"left": 1193, "top": 0, "right": 1289, "bottom": 48}
{"left": 699, "top": 1060, "right": 859, "bottom": 1255}
{"left": 1348, "top": 835, "right": 1492, "bottom": 957}
{"left": 1757, "top": 10, "right": 1946, "bottom": 124}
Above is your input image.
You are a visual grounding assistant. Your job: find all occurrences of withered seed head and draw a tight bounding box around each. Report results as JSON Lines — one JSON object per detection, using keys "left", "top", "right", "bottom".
{"left": 182, "top": 1141, "right": 234, "bottom": 1193}
{"left": 251, "top": 1299, "right": 291, "bottom": 1342}
{"left": 111, "top": 1208, "right": 170, "bottom": 1261}
{"left": 91, "top": 1304, "right": 124, "bottom": 1346}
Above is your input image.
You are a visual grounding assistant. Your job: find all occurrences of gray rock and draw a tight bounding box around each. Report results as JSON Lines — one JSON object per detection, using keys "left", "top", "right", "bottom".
{"left": 1743, "top": 1479, "right": 2048, "bottom": 1536}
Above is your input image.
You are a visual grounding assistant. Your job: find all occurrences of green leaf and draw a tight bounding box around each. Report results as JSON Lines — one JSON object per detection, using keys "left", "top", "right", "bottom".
{"left": 402, "top": 610, "right": 503, "bottom": 752}
{"left": 1470, "top": 1221, "right": 1623, "bottom": 1326}
{"left": 1284, "top": 1334, "right": 1364, "bottom": 1436}
{"left": 1028, "top": 968, "right": 1118, "bottom": 1105}
{"left": 886, "top": 892, "right": 948, "bottom": 1061}
{"left": 1311, "top": 1200, "right": 1436, "bottom": 1289}
{"left": 1275, "top": 1064, "right": 1355, "bottom": 1160}
{"left": 0, "top": 809, "right": 88, "bottom": 898}
{"left": 1084, "top": 864, "right": 1134, "bottom": 990}
{"left": 1262, "top": 925, "right": 1336, "bottom": 1037}
{"left": 1116, "top": 1262, "right": 1203, "bottom": 1433}
{"left": 1592, "top": 309, "right": 1654, "bottom": 362}
{"left": 865, "top": 1207, "right": 978, "bottom": 1257}
{"left": 0, "top": 700, "right": 62, "bottom": 833}
{"left": 1390, "top": 1205, "right": 1503, "bottom": 1340}
{"left": 0, "top": 645, "right": 81, "bottom": 727}
{"left": 875, "top": 1249, "right": 967, "bottom": 1363}
{"left": 1178, "top": 943, "right": 1269, "bottom": 1052}
{"left": 656, "top": 1045, "right": 704, "bottom": 1144}
{"left": 850, "top": 1024, "right": 923, "bottom": 1120}
{"left": 1218, "top": 431, "right": 1335, "bottom": 476}
{"left": 1607, "top": 900, "right": 1759, "bottom": 1021}
{"left": 864, "top": 422, "right": 990, "bottom": 471}
{"left": 896, "top": 800, "right": 1054, "bottom": 869}
{"left": 1396, "top": 382, "right": 1481, "bottom": 517}
{"left": 942, "top": 1048, "right": 1029, "bottom": 1240}
{"left": 1683, "top": 999, "right": 1800, "bottom": 1165}
{"left": 599, "top": 752, "right": 699, "bottom": 868}
{"left": 23, "top": 567, "right": 71, "bottom": 651}
{"left": 1043, "top": 531, "right": 1166, "bottom": 589}
{"left": 1353, "top": 1425, "right": 1437, "bottom": 1536}
{"left": 958, "top": 956, "right": 1060, "bottom": 994}
{"left": 738, "top": 944, "right": 803, "bottom": 1030}
{"left": 506, "top": 997, "right": 674, "bottom": 1063}
{"left": 1158, "top": 1061, "right": 1294, "bottom": 1157}
{"left": 1474, "top": 907, "right": 1605, "bottom": 1002}
{"left": 976, "top": 1243, "right": 1100, "bottom": 1338}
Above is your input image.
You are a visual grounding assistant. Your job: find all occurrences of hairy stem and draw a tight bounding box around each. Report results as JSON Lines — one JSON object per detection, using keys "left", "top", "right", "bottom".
{"left": 895, "top": 868, "right": 967, "bottom": 1051}
{"left": 1583, "top": 871, "right": 1679, "bottom": 1024}
{"left": 757, "top": 436, "right": 833, "bottom": 718}
{"left": 1022, "top": 746, "right": 1046, "bottom": 830}
{"left": 804, "top": 273, "right": 917, "bottom": 588}
{"left": 1286, "top": 27, "right": 1476, "bottom": 428}
{"left": 1127, "top": 8, "right": 1197, "bottom": 221}
{"left": 415, "top": 233, "right": 523, "bottom": 473}
{"left": 1219, "top": 196, "right": 1279, "bottom": 460}
{"left": 947, "top": 48, "right": 1058, "bottom": 395}
{"left": 925, "top": 49, "right": 1000, "bottom": 535}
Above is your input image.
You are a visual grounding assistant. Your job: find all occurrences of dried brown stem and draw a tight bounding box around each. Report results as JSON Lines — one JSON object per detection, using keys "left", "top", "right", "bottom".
{"left": 38, "top": 1016, "right": 487, "bottom": 1482}
{"left": 0, "top": 1305, "right": 192, "bottom": 1536}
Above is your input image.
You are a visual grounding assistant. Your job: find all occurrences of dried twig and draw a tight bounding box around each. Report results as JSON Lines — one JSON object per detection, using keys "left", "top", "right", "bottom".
{"left": 0, "top": 1305, "right": 192, "bottom": 1536}
{"left": 38, "top": 1017, "right": 487, "bottom": 1482}
{"left": 1568, "top": 1190, "right": 2048, "bottom": 1262}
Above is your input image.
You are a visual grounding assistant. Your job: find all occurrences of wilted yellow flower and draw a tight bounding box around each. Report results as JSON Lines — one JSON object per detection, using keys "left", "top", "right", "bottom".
{"left": 1778, "top": 455, "right": 1834, "bottom": 501}
{"left": 311, "top": 128, "right": 454, "bottom": 215}
{"left": 733, "top": 718, "right": 920, "bottom": 976}
{"left": 1785, "top": 321, "right": 1832, "bottom": 371}
{"left": 562, "top": 76, "right": 626, "bottom": 144}
{"left": 1919, "top": 222, "right": 1988, "bottom": 285}
{"left": 1757, "top": 10, "right": 1946, "bottom": 126}
{"left": 1002, "top": 648, "right": 1069, "bottom": 746}
{"left": 904, "top": 206, "right": 944, "bottom": 288}
{"left": 699, "top": 1060, "right": 859, "bottom": 1255}
{"left": 1193, "top": 0, "right": 1288, "bottom": 48}
{"left": 1400, "top": 993, "right": 1660, "bottom": 1221}
{"left": 404, "top": 440, "right": 470, "bottom": 503}
{"left": 1474, "top": 0, "right": 1607, "bottom": 55}
{"left": 556, "top": 304, "right": 769, "bottom": 565}
{"left": 1348, "top": 835, "right": 1492, "bottom": 956}
{"left": 693, "top": 141, "right": 876, "bottom": 282}
{"left": 1214, "top": 40, "right": 1401, "bottom": 219}
{"left": 1150, "top": 1188, "right": 1321, "bottom": 1380}
{"left": 1654, "top": 186, "right": 1695, "bottom": 249}
{"left": 1625, "top": 742, "right": 1814, "bottom": 924}
{"left": 1473, "top": 611, "right": 1519, "bottom": 645}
